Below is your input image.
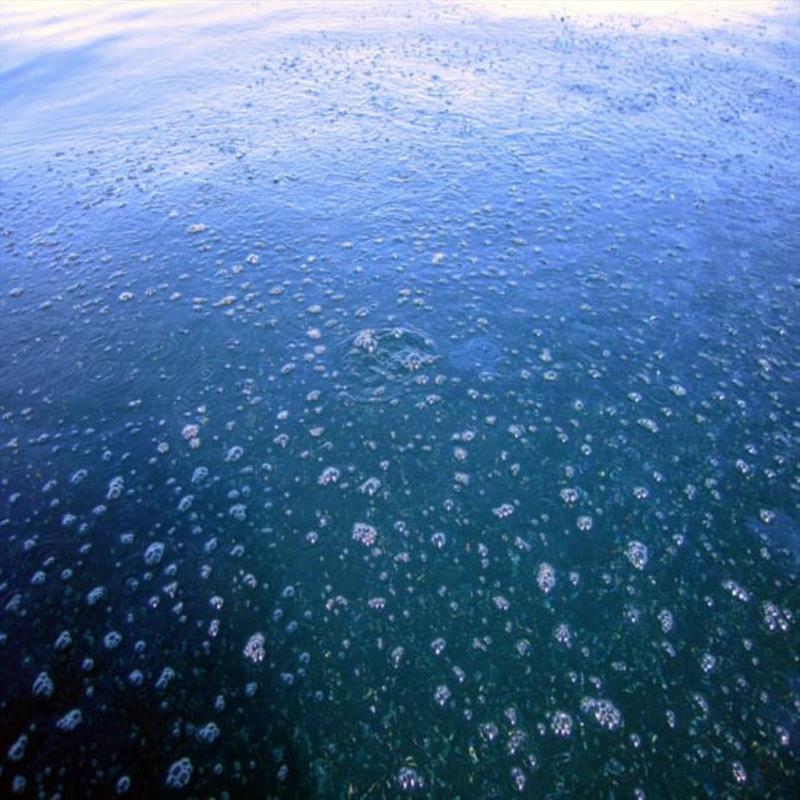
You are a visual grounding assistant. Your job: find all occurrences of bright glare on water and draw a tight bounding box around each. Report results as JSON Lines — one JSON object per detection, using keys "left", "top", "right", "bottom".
{"left": 0, "top": 1, "right": 799, "bottom": 797}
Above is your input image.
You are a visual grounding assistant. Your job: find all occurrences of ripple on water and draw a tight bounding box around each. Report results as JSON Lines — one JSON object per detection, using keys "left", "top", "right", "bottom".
{"left": 447, "top": 335, "right": 504, "bottom": 378}
{"left": 335, "top": 325, "right": 438, "bottom": 403}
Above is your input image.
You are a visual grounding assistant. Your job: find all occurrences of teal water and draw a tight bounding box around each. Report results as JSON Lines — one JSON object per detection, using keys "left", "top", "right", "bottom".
{"left": 1, "top": 1, "right": 799, "bottom": 797}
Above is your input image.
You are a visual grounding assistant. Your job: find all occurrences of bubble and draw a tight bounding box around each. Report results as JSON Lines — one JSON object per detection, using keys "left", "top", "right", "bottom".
{"left": 510, "top": 767, "right": 526, "bottom": 792}
{"left": 144, "top": 542, "right": 165, "bottom": 566}
{"left": 434, "top": 685, "right": 452, "bottom": 707}
{"left": 165, "top": 757, "right": 193, "bottom": 789}
{"left": 225, "top": 445, "right": 244, "bottom": 462}
{"left": 390, "top": 646, "right": 405, "bottom": 668}
{"left": 537, "top": 562, "right": 556, "bottom": 594}
{"left": 352, "top": 521, "right": 378, "bottom": 547}
{"left": 480, "top": 722, "right": 499, "bottom": 742}
{"left": 722, "top": 579, "right": 750, "bottom": 602}
{"left": 32, "top": 671, "right": 54, "bottom": 698}
{"left": 7, "top": 734, "right": 27, "bottom": 761}
{"left": 128, "top": 670, "right": 144, "bottom": 686}
{"left": 318, "top": 466, "right": 340, "bottom": 486}
{"left": 396, "top": 765, "right": 425, "bottom": 793}
{"left": 554, "top": 623, "right": 573, "bottom": 648}
{"left": 581, "top": 697, "right": 623, "bottom": 731}
{"left": 699, "top": 653, "right": 717, "bottom": 673}
{"left": 338, "top": 326, "right": 437, "bottom": 402}
{"left": 550, "top": 711, "right": 573, "bottom": 737}
{"left": 625, "top": 540, "right": 649, "bottom": 570}
{"left": 244, "top": 632, "right": 266, "bottom": 663}
{"left": 106, "top": 476, "right": 124, "bottom": 500}
{"left": 354, "top": 329, "right": 377, "bottom": 353}
{"left": 155, "top": 667, "right": 175, "bottom": 690}
{"left": 430, "top": 531, "right": 447, "bottom": 549}
{"left": 56, "top": 708, "right": 83, "bottom": 732}
{"left": 658, "top": 609, "right": 674, "bottom": 634}
{"left": 493, "top": 595, "right": 510, "bottom": 611}
{"left": 762, "top": 601, "right": 793, "bottom": 632}
{"left": 731, "top": 761, "right": 747, "bottom": 785}
{"left": 776, "top": 725, "right": 791, "bottom": 748}
{"left": 560, "top": 488, "right": 579, "bottom": 505}
{"left": 196, "top": 722, "right": 220, "bottom": 743}
{"left": 514, "top": 639, "right": 531, "bottom": 657}
{"left": 359, "top": 477, "right": 381, "bottom": 496}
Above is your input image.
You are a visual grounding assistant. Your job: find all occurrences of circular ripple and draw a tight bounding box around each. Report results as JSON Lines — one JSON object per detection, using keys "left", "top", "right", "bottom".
{"left": 335, "top": 325, "right": 438, "bottom": 403}
{"left": 447, "top": 335, "right": 504, "bottom": 377}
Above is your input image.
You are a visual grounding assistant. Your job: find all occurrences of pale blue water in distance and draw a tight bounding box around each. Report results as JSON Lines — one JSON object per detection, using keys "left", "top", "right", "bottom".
{"left": 1, "top": 1, "right": 799, "bottom": 797}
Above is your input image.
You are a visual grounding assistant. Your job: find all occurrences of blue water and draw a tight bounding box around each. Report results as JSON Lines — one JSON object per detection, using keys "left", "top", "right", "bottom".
{"left": 1, "top": 1, "right": 799, "bottom": 797}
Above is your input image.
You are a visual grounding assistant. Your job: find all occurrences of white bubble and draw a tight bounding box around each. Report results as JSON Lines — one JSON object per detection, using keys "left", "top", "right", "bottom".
{"left": 155, "top": 667, "right": 175, "bottom": 690}
{"left": 32, "top": 671, "right": 54, "bottom": 698}
{"left": 493, "top": 503, "right": 514, "bottom": 519}
{"left": 352, "top": 522, "right": 378, "bottom": 547}
{"left": 537, "top": 562, "right": 556, "bottom": 594}
{"left": 106, "top": 476, "right": 124, "bottom": 500}
{"left": 431, "top": 684, "right": 451, "bottom": 707}
{"left": 731, "top": 761, "right": 747, "bottom": 785}
{"left": 431, "top": 637, "right": 446, "bottom": 655}
{"left": 244, "top": 633, "right": 266, "bottom": 663}
{"left": 225, "top": 445, "right": 244, "bottom": 462}
{"left": 511, "top": 767, "right": 526, "bottom": 792}
{"left": 86, "top": 586, "right": 106, "bottom": 606}
{"left": 165, "top": 757, "right": 193, "bottom": 789}
{"left": 430, "top": 531, "right": 447, "bottom": 549}
{"left": 318, "top": 466, "right": 340, "bottom": 486}
{"left": 144, "top": 542, "right": 165, "bottom": 566}
{"left": 581, "top": 697, "right": 623, "bottom": 731}
{"left": 550, "top": 711, "right": 573, "bottom": 737}
{"left": 196, "top": 722, "right": 220, "bottom": 743}
{"left": 625, "top": 540, "right": 649, "bottom": 570}
{"left": 658, "top": 609, "right": 674, "bottom": 634}
{"left": 56, "top": 709, "right": 83, "bottom": 732}
{"left": 396, "top": 766, "right": 425, "bottom": 793}
{"left": 7, "top": 734, "right": 27, "bottom": 761}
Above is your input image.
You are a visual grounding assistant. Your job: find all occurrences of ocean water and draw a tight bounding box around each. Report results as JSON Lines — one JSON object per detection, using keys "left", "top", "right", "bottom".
{"left": 1, "top": 1, "right": 799, "bottom": 797}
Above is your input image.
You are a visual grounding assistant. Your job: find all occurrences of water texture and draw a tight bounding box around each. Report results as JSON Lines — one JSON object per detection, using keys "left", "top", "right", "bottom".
{"left": 0, "top": 1, "right": 799, "bottom": 797}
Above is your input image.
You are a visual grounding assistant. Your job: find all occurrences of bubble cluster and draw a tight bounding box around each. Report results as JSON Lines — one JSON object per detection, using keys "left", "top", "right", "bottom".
{"left": 625, "top": 540, "right": 649, "bottom": 570}
{"left": 243, "top": 633, "right": 266, "bottom": 663}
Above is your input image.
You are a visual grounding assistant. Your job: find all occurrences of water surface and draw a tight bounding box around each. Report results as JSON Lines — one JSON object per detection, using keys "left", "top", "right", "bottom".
{"left": 1, "top": 1, "right": 799, "bottom": 797}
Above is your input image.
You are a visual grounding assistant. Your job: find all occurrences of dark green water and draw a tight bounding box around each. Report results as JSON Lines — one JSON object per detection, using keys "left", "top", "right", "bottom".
{"left": 0, "top": 1, "right": 798, "bottom": 797}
